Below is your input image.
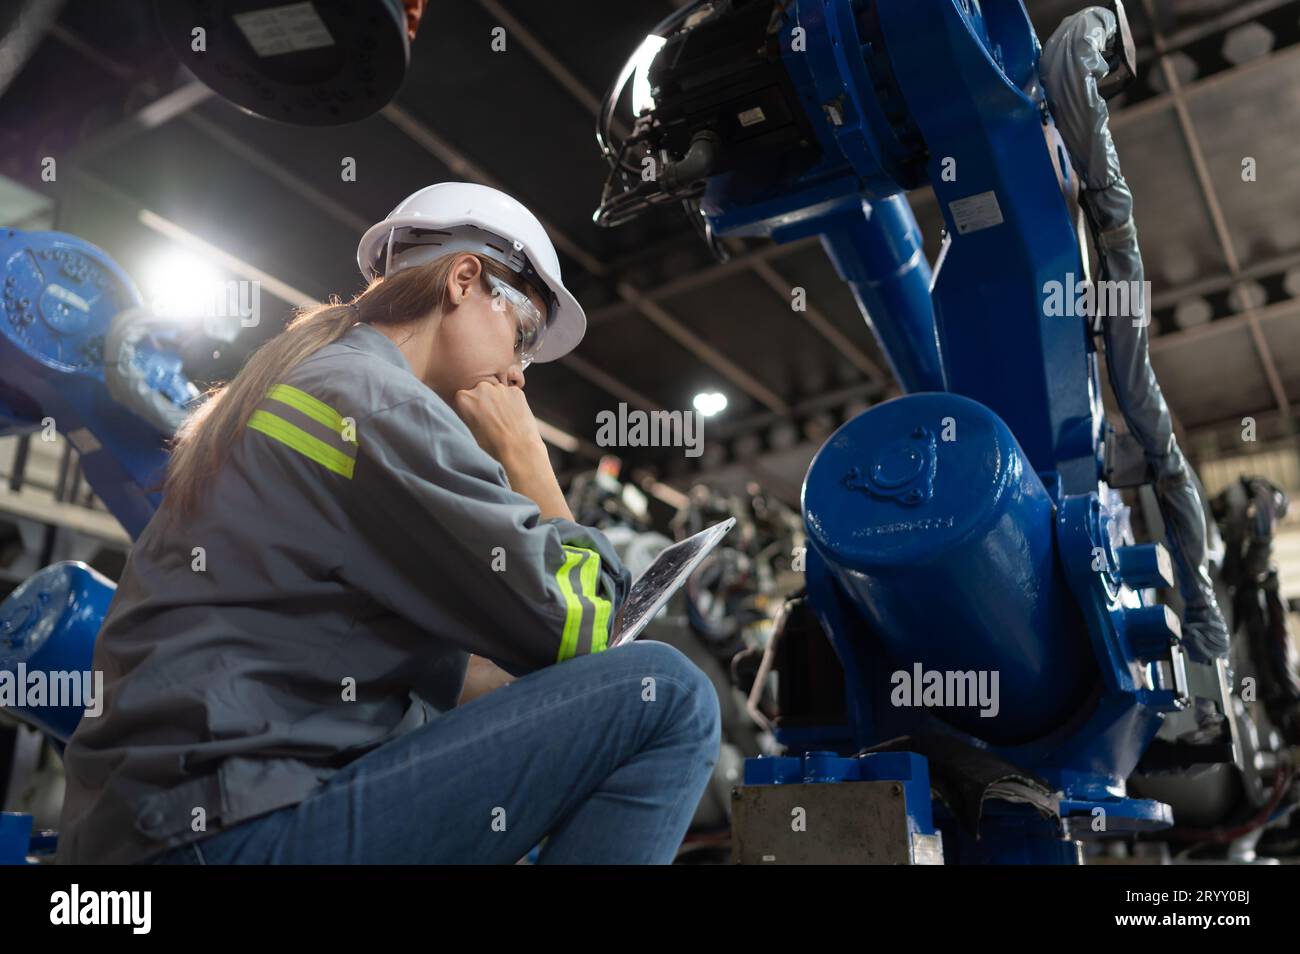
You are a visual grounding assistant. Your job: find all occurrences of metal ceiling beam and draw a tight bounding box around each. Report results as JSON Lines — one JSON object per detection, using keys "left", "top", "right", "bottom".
{"left": 1150, "top": 295, "right": 1300, "bottom": 354}
{"left": 63, "top": 80, "right": 213, "bottom": 166}
{"left": 1141, "top": 0, "right": 1292, "bottom": 421}
{"left": 616, "top": 280, "right": 790, "bottom": 414}
{"left": 748, "top": 257, "right": 886, "bottom": 383}
{"left": 46, "top": 25, "right": 215, "bottom": 171}
{"left": 1184, "top": 405, "right": 1297, "bottom": 450}
{"left": 4, "top": 202, "right": 54, "bottom": 230}
{"left": 66, "top": 166, "right": 327, "bottom": 302}
{"left": 1128, "top": 0, "right": 1298, "bottom": 65}
{"left": 0, "top": 0, "right": 66, "bottom": 100}
{"left": 586, "top": 236, "right": 820, "bottom": 325}
{"left": 53, "top": 27, "right": 606, "bottom": 277}
{"left": 473, "top": 0, "right": 608, "bottom": 122}
{"left": 710, "top": 379, "right": 882, "bottom": 442}
{"left": 1151, "top": 246, "right": 1300, "bottom": 311}
{"left": 380, "top": 102, "right": 607, "bottom": 277}
{"left": 559, "top": 353, "right": 665, "bottom": 413}
{"left": 47, "top": 22, "right": 129, "bottom": 79}
{"left": 1112, "top": 40, "right": 1300, "bottom": 129}
{"left": 585, "top": 185, "right": 940, "bottom": 326}
{"left": 180, "top": 109, "right": 372, "bottom": 233}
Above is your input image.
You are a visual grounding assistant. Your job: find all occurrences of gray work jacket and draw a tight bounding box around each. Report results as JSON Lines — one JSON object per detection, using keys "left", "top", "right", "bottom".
{"left": 56, "top": 321, "right": 630, "bottom": 865}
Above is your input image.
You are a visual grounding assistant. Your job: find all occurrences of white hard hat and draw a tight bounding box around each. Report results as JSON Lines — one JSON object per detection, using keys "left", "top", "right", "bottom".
{"left": 356, "top": 182, "right": 586, "bottom": 363}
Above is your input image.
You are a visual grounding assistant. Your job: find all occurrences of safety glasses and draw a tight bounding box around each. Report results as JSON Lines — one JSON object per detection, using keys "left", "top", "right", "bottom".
{"left": 486, "top": 274, "right": 547, "bottom": 369}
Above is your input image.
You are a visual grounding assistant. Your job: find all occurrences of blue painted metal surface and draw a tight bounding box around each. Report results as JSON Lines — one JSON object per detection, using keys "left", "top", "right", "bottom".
{"left": 940, "top": 802, "right": 1082, "bottom": 865}
{"left": 1, "top": 228, "right": 170, "bottom": 539}
{"left": 0, "top": 561, "right": 115, "bottom": 743}
{"left": 875, "top": 0, "right": 1101, "bottom": 495}
{"left": 804, "top": 392, "right": 1097, "bottom": 744}
{"left": 817, "top": 197, "right": 946, "bottom": 393}
{"left": 0, "top": 812, "right": 34, "bottom": 865}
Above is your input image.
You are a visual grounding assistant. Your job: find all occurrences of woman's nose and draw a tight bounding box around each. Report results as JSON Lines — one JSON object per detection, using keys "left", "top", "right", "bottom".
{"left": 504, "top": 364, "right": 526, "bottom": 389}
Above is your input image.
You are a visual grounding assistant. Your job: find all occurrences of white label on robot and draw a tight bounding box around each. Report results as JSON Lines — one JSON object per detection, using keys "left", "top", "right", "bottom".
{"left": 949, "top": 190, "right": 1005, "bottom": 234}
{"left": 233, "top": 2, "right": 335, "bottom": 58}
{"left": 738, "top": 107, "right": 767, "bottom": 127}
{"left": 46, "top": 284, "right": 89, "bottom": 313}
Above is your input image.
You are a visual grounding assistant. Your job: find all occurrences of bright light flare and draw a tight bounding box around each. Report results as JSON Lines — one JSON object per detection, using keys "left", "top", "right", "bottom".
{"left": 693, "top": 391, "right": 728, "bottom": 417}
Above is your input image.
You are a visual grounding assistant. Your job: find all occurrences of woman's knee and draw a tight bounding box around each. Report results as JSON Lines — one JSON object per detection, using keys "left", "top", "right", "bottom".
{"left": 612, "top": 640, "right": 721, "bottom": 746}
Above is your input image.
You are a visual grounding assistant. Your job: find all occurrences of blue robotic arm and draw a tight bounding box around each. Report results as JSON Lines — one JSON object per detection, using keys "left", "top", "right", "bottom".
{"left": 597, "top": 0, "right": 1233, "bottom": 862}
{"left": 1, "top": 227, "right": 197, "bottom": 540}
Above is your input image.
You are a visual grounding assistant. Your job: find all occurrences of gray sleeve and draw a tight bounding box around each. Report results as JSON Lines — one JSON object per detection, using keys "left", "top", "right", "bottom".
{"left": 342, "top": 395, "right": 631, "bottom": 676}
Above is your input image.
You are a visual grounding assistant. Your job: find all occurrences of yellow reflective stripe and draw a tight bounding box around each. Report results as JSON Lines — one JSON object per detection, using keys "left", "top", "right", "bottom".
{"left": 580, "top": 548, "right": 613, "bottom": 653}
{"left": 248, "top": 409, "right": 355, "bottom": 479}
{"left": 555, "top": 547, "right": 586, "bottom": 663}
{"left": 266, "top": 384, "right": 354, "bottom": 443}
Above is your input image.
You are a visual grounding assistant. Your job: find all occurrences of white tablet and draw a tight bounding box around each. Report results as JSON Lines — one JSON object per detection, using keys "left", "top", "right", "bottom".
{"left": 609, "top": 518, "right": 736, "bottom": 647}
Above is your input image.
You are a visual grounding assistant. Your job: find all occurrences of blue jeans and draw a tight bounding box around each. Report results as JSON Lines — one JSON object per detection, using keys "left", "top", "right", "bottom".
{"left": 147, "top": 641, "right": 721, "bottom": 864}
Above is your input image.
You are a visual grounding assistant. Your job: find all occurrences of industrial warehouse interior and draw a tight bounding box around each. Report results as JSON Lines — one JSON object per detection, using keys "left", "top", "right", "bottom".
{"left": 1, "top": 0, "right": 1298, "bottom": 925}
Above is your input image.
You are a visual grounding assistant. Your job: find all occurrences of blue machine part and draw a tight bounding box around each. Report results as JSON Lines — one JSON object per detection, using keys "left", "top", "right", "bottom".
{"left": 817, "top": 196, "right": 947, "bottom": 394}
{"left": 0, "top": 561, "right": 115, "bottom": 743}
{"left": 873, "top": 0, "right": 1101, "bottom": 494}
{"left": 0, "top": 811, "right": 34, "bottom": 865}
{"left": 797, "top": 393, "right": 1186, "bottom": 790}
{"left": 1, "top": 229, "right": 173, "bottom": 539}
{"left": 803, "top": 392, "right": 1097, "bottom": 744}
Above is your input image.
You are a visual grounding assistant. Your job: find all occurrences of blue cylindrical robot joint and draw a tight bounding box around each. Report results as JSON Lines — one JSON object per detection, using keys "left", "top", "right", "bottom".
{"left": 0, "top": 561, "right": 115, "bottom": 743}
{"left": 803, "top": 392, "right": 1097, "bottom": 744}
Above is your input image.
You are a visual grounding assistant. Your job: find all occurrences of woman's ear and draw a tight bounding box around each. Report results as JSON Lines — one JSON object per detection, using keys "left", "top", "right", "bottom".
{"left": 447, "top": 254, "right": 483, "bottom": 307}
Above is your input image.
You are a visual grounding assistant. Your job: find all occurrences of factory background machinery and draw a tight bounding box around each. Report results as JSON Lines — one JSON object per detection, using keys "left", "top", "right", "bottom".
{"left": 2, "top": 0, "right": 1300, "bottom": 868}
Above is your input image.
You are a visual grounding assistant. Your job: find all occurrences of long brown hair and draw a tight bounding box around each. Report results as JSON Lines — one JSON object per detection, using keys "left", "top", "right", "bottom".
{"left": 161, "top": 252, "right": 527, "bottom": 523}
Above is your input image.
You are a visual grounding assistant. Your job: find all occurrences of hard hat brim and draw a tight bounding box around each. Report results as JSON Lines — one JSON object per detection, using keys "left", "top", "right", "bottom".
{"left": 533, "top": 280, "right": 585, "bottom": 364}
